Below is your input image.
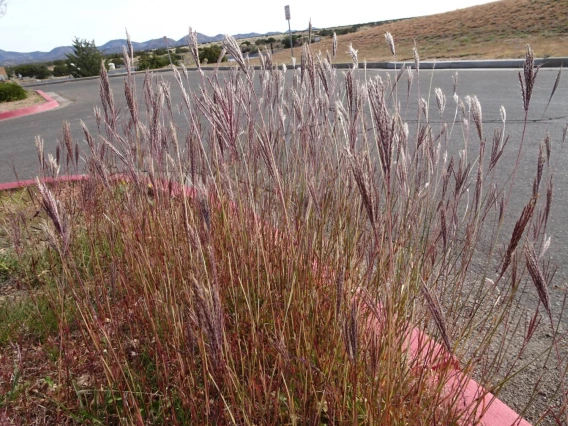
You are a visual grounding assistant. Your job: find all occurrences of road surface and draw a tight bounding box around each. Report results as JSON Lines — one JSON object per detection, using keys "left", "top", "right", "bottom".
{"left": 2, "top": 68, "right": 567, "bottom": 286}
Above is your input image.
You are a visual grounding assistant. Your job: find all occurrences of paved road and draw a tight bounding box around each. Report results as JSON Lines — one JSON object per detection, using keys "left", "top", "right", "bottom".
{"left": 2, "top": 68, "right": 568, "bottom": 289}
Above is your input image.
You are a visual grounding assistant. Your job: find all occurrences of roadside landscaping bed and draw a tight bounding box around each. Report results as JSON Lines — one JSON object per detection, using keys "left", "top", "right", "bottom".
{"left": 0, "top": 34, "right": 567, "bottom": 424}
{"left": 0, "top": 89, "right": 45, "bottom": 113}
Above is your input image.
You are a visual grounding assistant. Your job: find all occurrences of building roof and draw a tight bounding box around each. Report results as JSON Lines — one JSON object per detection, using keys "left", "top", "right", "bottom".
{"left": 0, "top": 67, "right": 7, "bottom": 76}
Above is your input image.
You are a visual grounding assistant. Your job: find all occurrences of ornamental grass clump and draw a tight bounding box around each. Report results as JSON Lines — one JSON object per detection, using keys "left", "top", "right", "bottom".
{"left": 1, "top": 33, "right": 567, "bottom": 425}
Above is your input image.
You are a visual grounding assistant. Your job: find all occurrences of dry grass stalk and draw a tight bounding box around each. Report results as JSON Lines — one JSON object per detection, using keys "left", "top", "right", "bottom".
{"left": 542, "top": 66, "right": 562, "bottom": 117}
{"left": 500, "top": 196, "right": 537, "bottom": 277}
{"left": 524, "top": 243, "right": 553, "bottom": 326}
{"left": 420, "top": 279, "right": 452, "bottom": 353}
{"left": 1, "top": 32, "right": 565, "bottom": 425}
{"left": 519, "top": 45, "right": 540, "bottom": 113}
{"left": 412, "top": 40, "right": 420, "bottom": 74}
{"left": 332, "top": 32, "right": 338, "bottom": 59}
{"left": 187, "top": 27, "right": 201, "bottom": 70}
{"left": 385, "top": 32, "right": 395, "bottom": 57}
{"left": 348, "top": 43, "right": 358, "bottom": 69}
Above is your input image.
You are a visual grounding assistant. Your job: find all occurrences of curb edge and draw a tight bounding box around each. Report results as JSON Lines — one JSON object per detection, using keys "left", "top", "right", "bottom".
{"left": 0, "top": 90, "right": 59, "bottom": 121}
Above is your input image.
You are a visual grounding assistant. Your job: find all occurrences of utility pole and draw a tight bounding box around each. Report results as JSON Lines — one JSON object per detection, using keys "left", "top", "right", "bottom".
{"left": 285, "top": 5, "right": 293, "bottom": 59}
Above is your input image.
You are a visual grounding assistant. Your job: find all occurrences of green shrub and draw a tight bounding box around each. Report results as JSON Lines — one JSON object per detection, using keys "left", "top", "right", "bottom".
{"left": 0, "top": 82, "right": 27, "bottom": 102}
{"left": 282, "top": 34, "right": 300, "bottom": 49}
{"left": 52, "top": 64, "right": 69, "bottom": 77}
{"left": 240, "top": 43, "right": 258, "bottom": 55}
{"left": 198, "top": 44, "right": 227, "bottom": 64}
{"left": 12, "top": 63, "right": 52, "bottom": 79}
{"left": 137, "top": 53, "right": 170, "bottom": 70}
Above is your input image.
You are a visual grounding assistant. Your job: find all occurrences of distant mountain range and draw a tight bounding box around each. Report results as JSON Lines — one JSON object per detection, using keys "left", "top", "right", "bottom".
{"left": 0, "top": 31, "right": 285, "bottom": 66}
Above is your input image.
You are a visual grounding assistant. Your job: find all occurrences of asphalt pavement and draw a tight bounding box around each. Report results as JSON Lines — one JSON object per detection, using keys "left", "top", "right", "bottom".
{"left": 1, "top": 68, "right": 567, "bottom": 289}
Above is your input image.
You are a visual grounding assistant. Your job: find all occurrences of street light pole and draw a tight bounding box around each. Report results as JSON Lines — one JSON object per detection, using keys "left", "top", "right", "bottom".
{"left": 285, "top": 5, "right": 293, "bottom": 59}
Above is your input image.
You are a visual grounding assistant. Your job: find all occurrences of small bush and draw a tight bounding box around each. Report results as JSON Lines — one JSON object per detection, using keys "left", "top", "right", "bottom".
{"left": 0, "top": 82, "right": 27, "bottom": 102}
{"left": 282, "top": 34, "right": 300, "bottom": 48}
{"left": 52, "top": 64, "right": 69, "bottom": 77}
{"left": 137, "top": 53, "right": 170, "bottom": 70}
{"left": 240, "top": 43, "right": 258, "bottom": 55}
{"left": 12, "top": 63, "right": 52, "bottom": 79}
{"left": 198, "top": 44, "right": 227, "bottom": 64}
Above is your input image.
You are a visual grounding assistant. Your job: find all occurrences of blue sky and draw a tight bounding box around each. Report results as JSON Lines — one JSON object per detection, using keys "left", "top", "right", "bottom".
{"left": 0, "top": 0, "right": 498, "bottom": 52}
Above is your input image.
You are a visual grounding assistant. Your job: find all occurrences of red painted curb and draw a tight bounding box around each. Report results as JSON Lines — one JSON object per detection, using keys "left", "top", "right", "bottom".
{"left": 0, "top": 175, "right": 532, "bottom": 425}
{"left": 355, "top": 294, "right": 531, "bottom": 425}
{"left": 0, "top": 175, "right": 87, "bottom": 191}
{"left": 407, "top": 326, "right": 530, "bottom": 425}
{"left": 0, "top": 90, "right": 59, "bottom": 121}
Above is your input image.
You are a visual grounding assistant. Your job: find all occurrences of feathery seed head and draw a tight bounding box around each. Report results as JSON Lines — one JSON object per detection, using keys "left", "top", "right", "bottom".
{"left": 332, "top": 33, "right": 337, "bottom": 59}
{"left": 348, "top": 44, "right": 358, "bottom": 69}
{"left": 188, "top": 27, "right": 201, "bottom": 70}
{"left": 384, "top": 32, "right": 395, "bottom": 56}
{"left": 471, "top": 95, "right": 483, "bottom": 140}
{"left": 435, "top": 87, "right": 446, "bottom": 115}
{"left": 412, "top": 40, "right": 420, "bottom": 74}
{"left": 419, "top": 98, "right": 428, "bottom": 119}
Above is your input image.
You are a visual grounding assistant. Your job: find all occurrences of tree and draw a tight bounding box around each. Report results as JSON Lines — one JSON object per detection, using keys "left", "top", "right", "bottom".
{"left": 66, "top": 38, "right": 104, "bottom": 78}
{"left": 282, "top": 35, "right": 300, "bottom": 49}
{"left": 53, "top": 63, "right": 70, "bottom": 77}
{"left": 198, "top": 45, "right": 227, "bottom": 64}
{"left": 33, "top": 64, "right": 52, "bottom": 79}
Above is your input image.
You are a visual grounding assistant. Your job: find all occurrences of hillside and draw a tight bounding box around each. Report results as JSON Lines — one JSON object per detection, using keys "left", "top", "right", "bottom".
{"left": 270, "top": 0, "right": 568, "bottom": 63}
{"left": 0, "top": 31, "right": 284, "bottom": 66}
{"left": 3, "top": 0, "right": 567, "bottom": 67}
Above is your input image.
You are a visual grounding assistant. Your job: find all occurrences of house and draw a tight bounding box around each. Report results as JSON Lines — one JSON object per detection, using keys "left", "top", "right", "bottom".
{"left": 0, "top": 67, "right": 7, "bottom": 81}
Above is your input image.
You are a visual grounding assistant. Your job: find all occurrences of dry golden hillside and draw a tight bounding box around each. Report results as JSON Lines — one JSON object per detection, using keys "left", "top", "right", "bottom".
{"left": 268, "top": 0, "right": 568, "bottom": 64}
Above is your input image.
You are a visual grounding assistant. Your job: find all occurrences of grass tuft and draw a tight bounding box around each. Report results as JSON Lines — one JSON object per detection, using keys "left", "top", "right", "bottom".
{"left": 0, "top": 34, "right": 567, "bottom": 424}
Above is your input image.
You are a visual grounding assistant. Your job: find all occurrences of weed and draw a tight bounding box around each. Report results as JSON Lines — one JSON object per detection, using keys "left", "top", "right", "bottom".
{"left": 1, "top": 32, "right": 567, "bottom": 425}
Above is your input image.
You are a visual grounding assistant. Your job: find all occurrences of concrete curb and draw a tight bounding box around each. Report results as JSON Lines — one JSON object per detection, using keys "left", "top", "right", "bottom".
{"left": 0, "top": 175, "right": 88, "bottom": 191}
{"left": 375, "top": 57, "right": 568, "bottom": 70}
{"left": 21, "top": 56, "right": 568, "bottom": 88}
{"left": 358, "top": 295, "right": 531, "bottom": 425}
{"left": 0, "top": 90, "right": 59, "bottom": 121}
{"left": 0, "top": 174, "right": 532, "bottom": 425}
